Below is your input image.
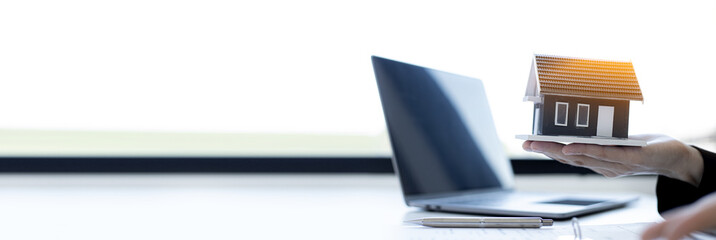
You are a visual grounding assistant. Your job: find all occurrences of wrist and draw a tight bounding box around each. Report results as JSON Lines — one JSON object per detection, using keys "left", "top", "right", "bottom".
{"left": 678, "top": 146, "right": 704, "bottom": 186}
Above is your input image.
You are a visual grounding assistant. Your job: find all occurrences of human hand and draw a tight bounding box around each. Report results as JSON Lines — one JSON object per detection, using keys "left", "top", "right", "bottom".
{"left": 522, "top": 134, "right": 704, "bottom": 186}
{"left": 641, "top": 192, "right": 716, "bottom": 240}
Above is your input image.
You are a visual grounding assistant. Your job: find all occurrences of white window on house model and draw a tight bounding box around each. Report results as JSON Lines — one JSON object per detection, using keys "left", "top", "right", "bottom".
{"left": 577, "top": 103, "right": 589, "bottom": 127}
{"left": 555, "top": 102, "right": 568, "bottom": 126}
{"left": 576, "top": 104, "right": 590, "bottom": 127}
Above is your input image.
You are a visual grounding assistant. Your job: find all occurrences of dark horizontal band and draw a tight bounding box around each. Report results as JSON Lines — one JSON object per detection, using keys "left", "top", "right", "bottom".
{"left": 0, "top": 156, "right": 595, "bottom": 174}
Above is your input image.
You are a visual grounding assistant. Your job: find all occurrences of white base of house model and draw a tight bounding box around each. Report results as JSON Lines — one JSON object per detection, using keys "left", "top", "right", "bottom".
{"left": 515, "top": 134, "right": 647, "bottom": 147}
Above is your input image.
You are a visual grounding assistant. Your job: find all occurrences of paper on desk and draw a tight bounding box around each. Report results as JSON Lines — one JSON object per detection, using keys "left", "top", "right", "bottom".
{"left": 402, "top": 222, "right": 650, "bottom": 240}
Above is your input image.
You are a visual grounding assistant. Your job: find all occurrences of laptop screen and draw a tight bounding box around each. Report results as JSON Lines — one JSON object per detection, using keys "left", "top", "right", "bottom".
{"left": 372, "top": 56, "right": 514, "bottom": 198}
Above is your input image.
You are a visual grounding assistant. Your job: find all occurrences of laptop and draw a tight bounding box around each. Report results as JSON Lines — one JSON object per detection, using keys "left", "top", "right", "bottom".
{"left": 371, "top": 56, "right": 636, "bottom": 219}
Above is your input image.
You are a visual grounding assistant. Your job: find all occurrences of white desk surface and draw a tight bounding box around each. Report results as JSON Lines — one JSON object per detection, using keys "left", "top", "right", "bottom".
{"left": 0, "top": 174, "right": 661, "bottom": 240}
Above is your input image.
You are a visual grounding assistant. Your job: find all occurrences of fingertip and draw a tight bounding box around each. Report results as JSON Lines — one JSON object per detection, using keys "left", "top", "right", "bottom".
{"left": 530, "top": 142, "right": 549, "bottom": 152}
{"left": 529, "top": 141, "right": 546, "bottom": 153}
{"left": 522, "top": 141, "right": 533, "bottom": 151}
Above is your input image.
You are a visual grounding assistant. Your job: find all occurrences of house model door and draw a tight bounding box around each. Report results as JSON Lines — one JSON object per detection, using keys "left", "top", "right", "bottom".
{"left": 596, "top": 106, "right": 615, "bottom": 137}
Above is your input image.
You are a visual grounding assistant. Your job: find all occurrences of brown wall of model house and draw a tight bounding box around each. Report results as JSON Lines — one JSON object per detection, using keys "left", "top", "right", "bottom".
{"left": 538, "top": 95, "right": 630, "bottom": 138}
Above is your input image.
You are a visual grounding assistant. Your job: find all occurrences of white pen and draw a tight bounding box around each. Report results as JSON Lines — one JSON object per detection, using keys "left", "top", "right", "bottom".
{"left": 405, "top": 217, "right": 553, "bottom": 228}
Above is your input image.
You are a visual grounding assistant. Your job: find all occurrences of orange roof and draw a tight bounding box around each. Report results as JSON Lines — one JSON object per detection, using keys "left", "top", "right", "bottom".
{"left": 534, "top": 54, "right": 643, "bottom": 101}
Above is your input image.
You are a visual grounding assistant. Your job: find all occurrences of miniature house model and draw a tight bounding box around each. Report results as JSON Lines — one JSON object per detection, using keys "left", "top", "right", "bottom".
{"left": 523, "top": 54, "right": 643, "bottom": 139}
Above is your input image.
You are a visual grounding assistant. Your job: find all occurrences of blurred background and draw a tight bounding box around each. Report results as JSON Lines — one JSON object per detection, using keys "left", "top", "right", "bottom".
{"left": 1, "top": 0, "right": 714, "bottom": 159}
